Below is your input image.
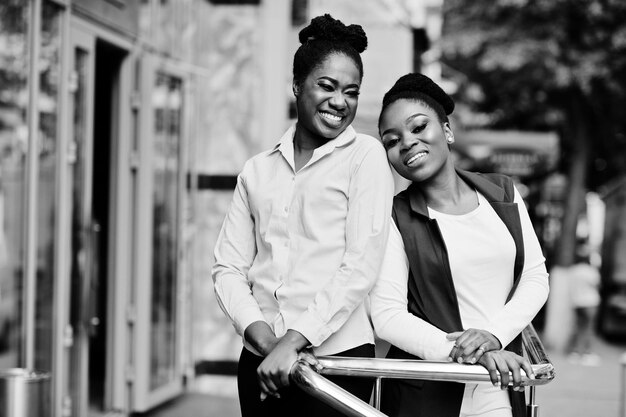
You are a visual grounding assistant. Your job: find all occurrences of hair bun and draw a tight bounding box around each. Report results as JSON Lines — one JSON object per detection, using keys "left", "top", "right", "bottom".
{"left": 383, "top": 73, "right": 455, "bottom": 115}
{"left": 299, "top": 14, "right": 368, "bottom": 53}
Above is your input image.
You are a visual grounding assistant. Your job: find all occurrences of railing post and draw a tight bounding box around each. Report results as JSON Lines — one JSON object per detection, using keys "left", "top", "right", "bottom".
{"left": 526, "top": 386, "right": 538, "bottom": 417}
{"left": 373, "top": 377, "right": 382, "bottom": 410}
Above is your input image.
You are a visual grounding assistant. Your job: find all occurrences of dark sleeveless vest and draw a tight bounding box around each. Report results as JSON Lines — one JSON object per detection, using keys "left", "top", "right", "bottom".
{"left": 381, "top": 170, "right": 526, "bottom": 417}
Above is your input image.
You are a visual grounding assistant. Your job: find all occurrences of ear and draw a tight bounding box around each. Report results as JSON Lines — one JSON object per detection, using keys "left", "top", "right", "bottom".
{"left": 444, "top": 123, "right": 455, "bottom": 144}
{"left": 292, "top": 82, "right": 301, "bottom": 97}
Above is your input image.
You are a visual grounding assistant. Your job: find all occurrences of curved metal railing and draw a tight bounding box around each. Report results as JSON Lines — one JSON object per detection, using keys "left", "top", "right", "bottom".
{"left": 290, "top": 324, "right": 555, "bottom": 417}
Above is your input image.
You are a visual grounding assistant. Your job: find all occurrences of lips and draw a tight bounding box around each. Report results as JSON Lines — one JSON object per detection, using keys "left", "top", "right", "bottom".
{"left": 405, "top": 151, "right": 427, "bottom": 166}
{"left": 319, "top": 111, "right": 344, "bottom": 127}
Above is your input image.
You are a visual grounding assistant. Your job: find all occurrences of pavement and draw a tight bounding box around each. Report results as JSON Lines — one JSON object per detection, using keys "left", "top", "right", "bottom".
{"left": 142, "top": 335, "right": 626, "bottom": 417}
{"left": 537, "top": 335, "right": 625, "bottom": 417}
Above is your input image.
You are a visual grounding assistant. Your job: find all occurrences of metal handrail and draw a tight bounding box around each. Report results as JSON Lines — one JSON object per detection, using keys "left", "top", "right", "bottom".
{"left": 290, "top": 361, "right": 386, "bottom": 417}
{"left": 290, "top": 324, "right": 555, "bottom": 417}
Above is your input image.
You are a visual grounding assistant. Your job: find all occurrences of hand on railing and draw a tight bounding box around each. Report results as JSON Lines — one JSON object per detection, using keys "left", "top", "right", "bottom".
{"left": 446, "top": 328, "right": 502, "bottom": 364}
{"left": 476, "top": 350, "right": 534, "bottom": 390}
{"left": 289, "top": 325, "right": 555, "bottom": 417}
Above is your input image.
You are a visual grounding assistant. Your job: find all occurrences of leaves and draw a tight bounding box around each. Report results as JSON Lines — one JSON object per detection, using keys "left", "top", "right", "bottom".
{"left": 441, "top": 0, "right": 626, "bottom": 186}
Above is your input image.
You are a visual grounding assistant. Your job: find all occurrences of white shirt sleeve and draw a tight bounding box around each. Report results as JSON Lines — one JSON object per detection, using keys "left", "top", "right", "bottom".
{"left": 484, "top": 187, "right": 550, "bottom": 347}
{"left": 291, "top": 144, "right": 395, "bottom": 347}
{"left": 211, "top": 167, "right": 265, "bottom": 336}
{"left": 370, "top": 221, "right": 455, "bottom": 361}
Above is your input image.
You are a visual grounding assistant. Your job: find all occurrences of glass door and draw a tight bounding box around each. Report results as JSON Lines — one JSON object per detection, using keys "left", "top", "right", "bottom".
{"left": 132, "top": 60, "right": 188, "bottom": 412}
{"left": 67, "top": 24, "right": 96, "bottom": 417}
{"left": 149, "top": 73, "right": 183, "bottom": 391}
{"left": 67, "top": 24, "right": 125, "bottom": 417}
{"left": 66, "top": 17, "right": 132, "bottom": 417}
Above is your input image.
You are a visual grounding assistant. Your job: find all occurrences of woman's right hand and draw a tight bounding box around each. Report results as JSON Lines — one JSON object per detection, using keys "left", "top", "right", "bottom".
{"left": 447, "top": 329, "right": 501, "bottom": 364}
{"left": 256, "top": 330, "right": 310, "bottom": 401}
{"left": 477, "top": 350, "right": 534, "bottom": 391}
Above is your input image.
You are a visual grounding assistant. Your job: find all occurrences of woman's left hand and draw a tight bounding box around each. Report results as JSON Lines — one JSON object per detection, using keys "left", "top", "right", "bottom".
{"left": 256, "top": 330, "right": 310, "bottom": 401}
{"left": 447, "top": 328, "right": 502, "bottom": 364}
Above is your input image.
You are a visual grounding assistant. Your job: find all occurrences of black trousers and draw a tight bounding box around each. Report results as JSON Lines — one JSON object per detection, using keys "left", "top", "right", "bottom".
{"left": 237, "top": 344, "right": 375, "bottom": 417}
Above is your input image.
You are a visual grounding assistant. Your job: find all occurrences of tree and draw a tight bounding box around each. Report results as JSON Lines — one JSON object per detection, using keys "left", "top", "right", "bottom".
{"left": 440, "top": 0, "right": 626, "bottom": 266}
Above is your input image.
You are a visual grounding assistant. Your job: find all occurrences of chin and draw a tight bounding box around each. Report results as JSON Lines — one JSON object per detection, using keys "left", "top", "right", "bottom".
{"left": 317, "top": 124, "right": 344, "bottom": 139}
{"left": 397, "top": 167, "right": 429, "bottom": 183}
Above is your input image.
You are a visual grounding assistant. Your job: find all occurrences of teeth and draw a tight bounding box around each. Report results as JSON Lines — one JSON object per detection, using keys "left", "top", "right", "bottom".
{"left": 407, "top": 152, "right": 426, "bottom": 165}
{"left": 320, "top": 112, "right": 342, "bottom": 121}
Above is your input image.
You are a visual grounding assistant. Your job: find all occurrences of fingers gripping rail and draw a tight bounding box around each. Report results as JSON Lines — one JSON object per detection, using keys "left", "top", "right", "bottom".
{"left": 289, "top": 325, "right": 555, "bottom": 417}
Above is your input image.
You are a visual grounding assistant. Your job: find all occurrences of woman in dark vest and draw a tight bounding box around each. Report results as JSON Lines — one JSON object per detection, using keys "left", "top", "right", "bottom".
{"left": 370, "top": 73, "right": 550, "bottom": 417}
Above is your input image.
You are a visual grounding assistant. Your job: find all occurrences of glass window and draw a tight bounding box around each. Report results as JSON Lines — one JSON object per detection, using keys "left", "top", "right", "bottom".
{"left": 34, "top": 0, "right": 62, "bottom": 372}
{"left": 150, "top": 73, "right": 183, "bottom": 389}
{"left": 291, "top": 0, "right": 308, "bottom": 26}
{"left": 0, "top": 0, "right": 29, "bottom": 370}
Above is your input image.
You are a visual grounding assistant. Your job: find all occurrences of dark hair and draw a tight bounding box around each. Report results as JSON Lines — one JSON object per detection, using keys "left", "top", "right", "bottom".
{"left": 379, "top": 73, "right": 455, "bottom": 125}
{"left": 293, "top": 14, "right": 368, "bottom": 86}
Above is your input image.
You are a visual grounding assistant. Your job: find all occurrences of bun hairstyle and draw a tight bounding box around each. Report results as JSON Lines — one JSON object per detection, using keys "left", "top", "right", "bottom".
{"left": 298, "top": 14, "right": 368, "bottom": 53}
{"left": 293, "top": 14, "right": 368, "bottom": 86}
{"left": 380, "top": 73, "right": 455, "bottom": 124}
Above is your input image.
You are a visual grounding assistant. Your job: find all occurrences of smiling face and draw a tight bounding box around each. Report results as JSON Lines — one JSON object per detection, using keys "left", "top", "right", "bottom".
{"left": 379, "top": 98, "right": 455, "bottom": 183}
{"left": 294, "top": 53, "right": 361, "bottom": 142}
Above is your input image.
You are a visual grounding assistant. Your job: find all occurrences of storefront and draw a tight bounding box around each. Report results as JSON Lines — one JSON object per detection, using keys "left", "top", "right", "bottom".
{"left": 0, "top": 0, "right": 208, "bottom": 415}
{"left": 0, "top": 0, "right": 444, "bottom": 414}
{"left": 0, "top": 0, "right": 298, "bottom": 413}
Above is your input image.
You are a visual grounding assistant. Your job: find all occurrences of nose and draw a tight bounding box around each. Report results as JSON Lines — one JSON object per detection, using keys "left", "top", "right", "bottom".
{"left": 400, "top": 135, "right": 419, "bottom": 153}
{"left": 328, "top": 92, "right": 347, "bottom": 110}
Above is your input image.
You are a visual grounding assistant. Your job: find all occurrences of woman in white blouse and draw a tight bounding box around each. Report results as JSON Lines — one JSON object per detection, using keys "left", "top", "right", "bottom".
{"left": 370, "top": 73, "right": 549, "bottom": 417}
{"left": 212, "top": 14, "right": 394, "bottom": 417}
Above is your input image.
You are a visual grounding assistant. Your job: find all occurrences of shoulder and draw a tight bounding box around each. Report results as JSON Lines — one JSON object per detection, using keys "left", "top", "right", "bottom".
{"left": 395, "top": 186, "right": 411, "bottom": 202}
{"left": 351, "top": 132, "right": 386, "bottom": 155}
{"left": 347, "top": 133, "right": 390, "bottom": 172}
{"left": 392, "top": 187, "right": 412, "bottom": 212}
{"left": 235, "top": 149, "right": 280, "bottom": 190}
{"left": 463, "top": 170, "right": 516, "bottom": 203}
{"left": 355, "top": 132, "right": 382, "bottom": 146}
{"left": 474, "top": 171, "right": 514, "bottom": 189}
{"left": 240, "top": 147, "right": 279, "bottom": 175}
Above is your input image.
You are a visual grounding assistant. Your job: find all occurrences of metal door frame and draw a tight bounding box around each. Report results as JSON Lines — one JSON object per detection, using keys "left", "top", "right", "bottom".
{"left": 132, "top": 54, "right": 190, "bottom": 412}
{"left": 61, "top": 16, "right": 134, "bottom": 415}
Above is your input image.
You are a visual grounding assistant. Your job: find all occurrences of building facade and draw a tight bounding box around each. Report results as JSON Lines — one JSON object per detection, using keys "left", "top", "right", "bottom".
{"left": 0, "top": 0, "right": 442, "bottom": 415}
{"left": 0, "top": 0, "right": 279, "bottom": 415}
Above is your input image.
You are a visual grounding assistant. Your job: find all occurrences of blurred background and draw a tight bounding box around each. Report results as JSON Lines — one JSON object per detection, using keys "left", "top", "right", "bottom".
{"left": 1, "top": 0, "right": 625, "bottom": 416}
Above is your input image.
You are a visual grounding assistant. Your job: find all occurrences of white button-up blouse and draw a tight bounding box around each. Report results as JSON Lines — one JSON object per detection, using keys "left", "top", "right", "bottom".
{"left": 212, "top": 125, "right": 394, "bottom": 356}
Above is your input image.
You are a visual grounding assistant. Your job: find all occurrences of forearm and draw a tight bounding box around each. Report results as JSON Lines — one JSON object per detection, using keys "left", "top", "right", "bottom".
{"left": 279, "top": 329, "right": 310, "bottom": 352}
{"left": 244, "top": 321, "right": 279, "bottom": 356}
{"left": 213, "top": 268, "right": 265, "bottom": 336}
{"left": 375, "top": 310, "right": 454, "bottom": 360}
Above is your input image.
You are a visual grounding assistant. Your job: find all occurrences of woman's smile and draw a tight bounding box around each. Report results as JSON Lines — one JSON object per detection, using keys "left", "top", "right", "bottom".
{"left": 319, "top": 110, "right": 344, "bottom": 127}
{"left": 405, "top": 150, "right": 428, "bottom": 166}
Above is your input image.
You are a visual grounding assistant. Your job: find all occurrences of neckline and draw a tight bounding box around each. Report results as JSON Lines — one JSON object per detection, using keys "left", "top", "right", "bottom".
{"left": 427, "top": 190, "right": 484, "bottom": 219}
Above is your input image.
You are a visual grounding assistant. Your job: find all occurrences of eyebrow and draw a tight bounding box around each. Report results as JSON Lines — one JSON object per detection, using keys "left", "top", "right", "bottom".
{"left": 405, "top": 113, "right": 427, "bottom": 124}
{"left": 380, "top": 112, "right": 428, "bottom": 137}
{"left": 318, "top": 76, "right": 360, "bottom": 90}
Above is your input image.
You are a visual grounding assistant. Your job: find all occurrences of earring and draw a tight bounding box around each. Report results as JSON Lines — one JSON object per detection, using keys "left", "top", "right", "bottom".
{"left": 446, "top": 136, "right": 454, "bottom": 144}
